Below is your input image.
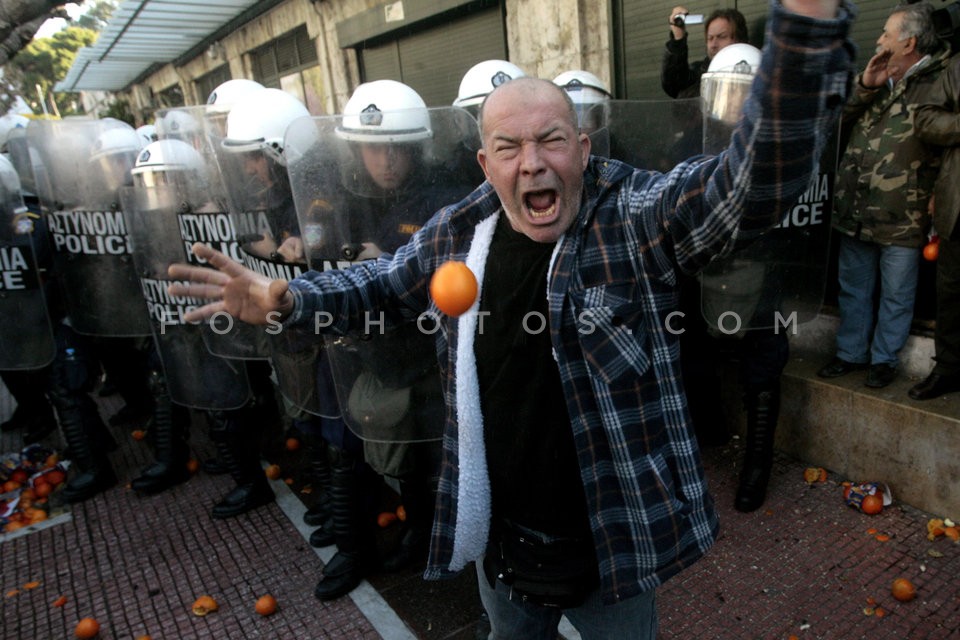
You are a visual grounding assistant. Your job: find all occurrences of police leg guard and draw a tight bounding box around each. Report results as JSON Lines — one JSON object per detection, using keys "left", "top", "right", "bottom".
{"left": 382, "top": 474, "right": 435, "bottom": 572}
{"left": 314, "top": 445, "right": 378, "bottom": 601}
{"left": 131, "top": 370, "right": 192, "bottom": 495}
{"left": 51, "top": 389, "right": 117, "bottom": 504}
{"left": 209, "top": 409, "right": 274, "bottom": 519}
{"left": 735, "top": 384, "right": 781, "bottom": 513}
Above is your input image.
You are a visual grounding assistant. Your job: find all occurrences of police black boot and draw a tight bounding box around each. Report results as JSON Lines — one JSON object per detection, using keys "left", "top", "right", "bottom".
{"left": 304, "top": 439, "right": 333, "bottom": 527}
{"left": 209, "top": 410, "right": 274, "bottom": 519}
{"left": 54, "top": 393, "right": 117, "bottom": 504}
{"left": 314, "top": 446, "right": 377, "bottom": 601}
{"left": 382, "top": 476, "right": 434, "bottom": 572}
{"left": 735, "top": 386, "right": 780, "bottom": 513}
{"left": 131, "top": 378, "right": 191, "bottom": 495}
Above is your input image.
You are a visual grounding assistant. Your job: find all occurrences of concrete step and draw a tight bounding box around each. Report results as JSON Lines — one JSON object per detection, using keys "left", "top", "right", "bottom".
{"left": 723, "top": 314, "right": 959, "bottom": 519}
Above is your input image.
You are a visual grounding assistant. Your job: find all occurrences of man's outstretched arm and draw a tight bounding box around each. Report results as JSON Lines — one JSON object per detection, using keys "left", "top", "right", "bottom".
{"left": 167, "top": 243, "right": 294, "bottom": 325}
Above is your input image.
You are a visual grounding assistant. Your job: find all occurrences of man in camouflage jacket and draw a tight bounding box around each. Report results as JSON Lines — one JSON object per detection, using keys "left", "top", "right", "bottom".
{"left": 820, "top": 2, "right": 951, "bottom": 389}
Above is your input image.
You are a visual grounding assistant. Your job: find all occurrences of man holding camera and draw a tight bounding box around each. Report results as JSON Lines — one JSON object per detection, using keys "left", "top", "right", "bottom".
{"left": 661, "top": 6, "right": 750, "bottom": 99}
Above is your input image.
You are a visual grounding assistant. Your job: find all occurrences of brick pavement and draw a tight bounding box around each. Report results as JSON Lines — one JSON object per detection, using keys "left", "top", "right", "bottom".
{"left": 2, "top": 383, "right": 959, "bottom": 639}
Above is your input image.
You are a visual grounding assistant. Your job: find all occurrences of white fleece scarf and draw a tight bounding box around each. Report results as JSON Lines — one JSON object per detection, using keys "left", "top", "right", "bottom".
{"left": 448, "top": 212, "right": 499, "bottom": 570}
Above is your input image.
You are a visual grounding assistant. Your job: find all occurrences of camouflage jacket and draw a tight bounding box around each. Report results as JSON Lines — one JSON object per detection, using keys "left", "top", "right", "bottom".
{"left": 833, "top": 48, "right": 952, "bottom": 247}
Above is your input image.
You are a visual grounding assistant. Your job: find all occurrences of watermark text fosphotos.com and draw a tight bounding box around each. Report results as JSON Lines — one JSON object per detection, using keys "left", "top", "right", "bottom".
{"left": 156, "top": 308, "right": 801, "bottom": 337}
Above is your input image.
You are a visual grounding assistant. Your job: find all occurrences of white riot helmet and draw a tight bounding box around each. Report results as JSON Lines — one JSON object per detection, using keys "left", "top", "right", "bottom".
{"left": 453, "top": 60, "right": 526, "bottom": 109}
{"left": 0, "top": 114, "right": 30, "bottom": 152}
{"left": 136, "top": 124, "right": 157, "bottom": 146}
{"left": 90, "top": 124, "right": 144, "bottom": 191}
{"left": 553, "top": 70, "right": 612, "bottom": 106}
{"left": 157, "top": 109, "right": 202, "bottom": 145}
{"left": 701, "top": 43, "right": 761, "bottom": 125}
{"left": 206, "top": 79, "right": 265, "bottom": 114}
{"left": 0, "top": 154, "right": 24, "bottom": 205}
{"left": 131, "top": 139, "right": 207, "bottom": 189}
{"left": 336, "top": 80, "right": 432, "bottom": 143}
{"left": 222, "top": 88, "right": 309, "bottom": 165}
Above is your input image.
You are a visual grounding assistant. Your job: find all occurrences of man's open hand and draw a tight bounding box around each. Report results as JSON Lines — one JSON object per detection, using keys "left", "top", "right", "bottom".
{"left": 168, "top": 243, "right": 294, "bottom": 325}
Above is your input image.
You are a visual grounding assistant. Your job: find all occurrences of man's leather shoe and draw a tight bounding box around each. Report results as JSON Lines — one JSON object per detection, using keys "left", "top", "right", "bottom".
{"left": 817, "top": 357, "right": 868, "bottom": 379}
{"left": 865, "top": 363, "right": 898, "bottom": 389}
{"left": 909, "top": 372, "right": 960, "bottom": 400}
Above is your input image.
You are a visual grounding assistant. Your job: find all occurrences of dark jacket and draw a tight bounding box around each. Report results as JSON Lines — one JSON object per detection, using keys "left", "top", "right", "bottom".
{"left": 914, "top": 53, "right": 960, "bottom": 239}
{"left": 661, "top": 33, "right": 710, "bottom": 98}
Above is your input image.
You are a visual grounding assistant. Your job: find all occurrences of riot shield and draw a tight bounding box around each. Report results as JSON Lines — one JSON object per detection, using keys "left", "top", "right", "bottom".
{"left": 285, "top": 106, "right": 481, "bottom": 442}
{"left": 605, "top": 98, "right": 703, "bottom": 170}
{"left": 698, "top": 73, "right": 835, "bottom": 332}
{"left": 209, "top": 113, "right": 328, "bottom": 417}
{"left": 0, "top": 157, "right": 55, "bottom": 369}
{"left": 120, "top": 167, "right": 251, "bottom": 410}
{"left": 154, "top": 105, "right": 270, "bottom": 361}
{"left": 26, "top": 118, "right": 151, "bottom": 337}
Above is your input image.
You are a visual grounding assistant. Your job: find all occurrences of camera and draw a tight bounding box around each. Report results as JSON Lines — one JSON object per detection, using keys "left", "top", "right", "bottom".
{"left": 673, "top": 13, "right": 704, "bottom": 27}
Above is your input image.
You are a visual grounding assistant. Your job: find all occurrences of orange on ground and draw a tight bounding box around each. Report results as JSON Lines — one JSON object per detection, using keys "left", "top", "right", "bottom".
{"left": 191, "top": 595, "right": 219, "bottom": 616}
{"left": 891, "top": 577, "right": 917, "bottom": 602}
{"left": 377, "top": 511, "right": 398, "bottom": 528}
{"left": 131, "top": 429, "right": 146, "bottom": 441}
{"left": 265, "top": 464, "right": 282, "bottom": 480}
{"left": 52, "top": 595, "right": 67, "bottom": 607}
{"left": 22, "top": 580, "right": 40, "bottom": 590}
{"left": 860, "top": 493, "right": 883, "bottom": 515}
{"left": 255, "top": 594, "right": 278, "bottom": 616}
{"left": 45, "top": 469, "right": 66, "bottom": 486}
{"left": 944, "top": 526, "right": 959, "bottom": 542}
{"left": 430, "top": 261, "right": 478, "bottom": 317}
{"left": 285, "top": 437, "right": 300, "bottom": 451}
{"left": 74, "top": 617, "right": 100, "bottom": 639}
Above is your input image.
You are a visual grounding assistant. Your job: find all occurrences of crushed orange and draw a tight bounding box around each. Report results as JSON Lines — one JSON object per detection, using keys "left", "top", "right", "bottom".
{"left": 191, "top": 595, "right": 219, "bottom": 616}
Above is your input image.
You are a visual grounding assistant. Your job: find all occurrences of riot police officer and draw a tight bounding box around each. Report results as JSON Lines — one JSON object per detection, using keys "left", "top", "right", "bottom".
{"left": 286, "top": 80, "right": 478, "bottom": 599}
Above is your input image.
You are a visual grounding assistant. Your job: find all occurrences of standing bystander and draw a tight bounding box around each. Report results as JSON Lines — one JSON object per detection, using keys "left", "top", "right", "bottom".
{"left": 819, "top": 1, "right": 950, "bottom": 389}
{"left": 908, "top": 55, "right": 960, "bottom": 399}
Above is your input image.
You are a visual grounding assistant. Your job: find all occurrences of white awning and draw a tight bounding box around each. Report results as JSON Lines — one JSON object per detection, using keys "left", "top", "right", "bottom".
{"left": 55, "top": 0, "right": 265, "bottom": 92}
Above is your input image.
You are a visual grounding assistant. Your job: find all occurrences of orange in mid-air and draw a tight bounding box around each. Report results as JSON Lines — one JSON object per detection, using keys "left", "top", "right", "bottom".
{"left": 74, "top": 617, "right": 100, "bottom": 639}
{"left": 923, "top": 240, "right": 939, "bottom": 262}
{"left": 430, "top": 261, "right": 478, "bottom": 317}
{"left": 891, "top": 577, "right": 917, "bottom": 602}
{"left": 255, "top": 594, "right": 278, "bottom": 616}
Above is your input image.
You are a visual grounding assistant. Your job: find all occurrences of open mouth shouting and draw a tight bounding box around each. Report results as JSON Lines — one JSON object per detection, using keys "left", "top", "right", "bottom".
{"left": 524, "top": 189, "right": 558, "bottom": 221}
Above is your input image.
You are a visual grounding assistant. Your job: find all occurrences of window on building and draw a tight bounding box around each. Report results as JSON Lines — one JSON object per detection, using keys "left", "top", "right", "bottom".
{"left": 195, "top": 65, "right": 233, "bottom": 106}
{"left": 158, "top": 84, "right": 185, "bottom": 108}
{"left": 250, "top": 25, "right": 325, "bottom": 114}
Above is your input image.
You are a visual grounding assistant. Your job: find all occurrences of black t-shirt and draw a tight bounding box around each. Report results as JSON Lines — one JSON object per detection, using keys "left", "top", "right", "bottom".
{"left": 474, "top": 215, "right": 592, "bottom": 540}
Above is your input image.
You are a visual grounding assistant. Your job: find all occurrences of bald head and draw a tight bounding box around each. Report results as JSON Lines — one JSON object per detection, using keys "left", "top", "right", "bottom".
{"left": 478, "top": 77, "right": 579, "bottom": 145}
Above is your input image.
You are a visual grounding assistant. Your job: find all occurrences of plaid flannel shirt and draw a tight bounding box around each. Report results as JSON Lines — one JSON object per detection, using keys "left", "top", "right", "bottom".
{"left": 286, "top": 0, "right": 855, "bottom": 605}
